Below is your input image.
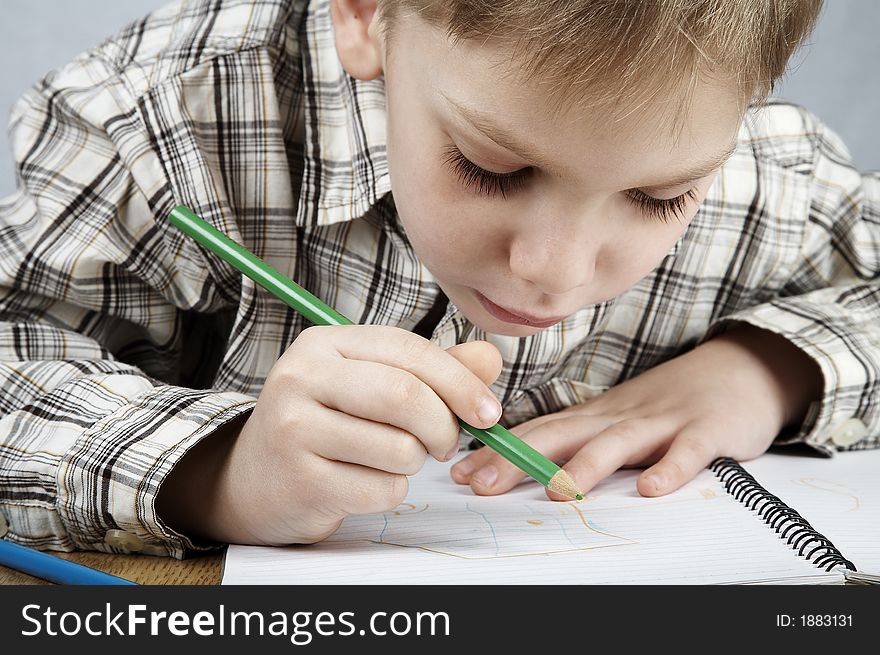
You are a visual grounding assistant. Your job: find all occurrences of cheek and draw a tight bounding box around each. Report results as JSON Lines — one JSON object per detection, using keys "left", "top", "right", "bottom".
{"left": 386, "top": 119, "right": 450, "bottom": 241}
{"left": 386, "top": 143, "right": 477, "bottom": 275}
{"left": 386, "top": 121, "right": 505, "bottom": 277}
{"left": 597, "top": 205, "right": 695, "bottom": 296}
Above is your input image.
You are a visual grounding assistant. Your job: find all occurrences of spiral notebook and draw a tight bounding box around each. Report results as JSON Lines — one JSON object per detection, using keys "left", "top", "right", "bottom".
{"left": 222, "top": 448, "right": 880, "bottom": 585}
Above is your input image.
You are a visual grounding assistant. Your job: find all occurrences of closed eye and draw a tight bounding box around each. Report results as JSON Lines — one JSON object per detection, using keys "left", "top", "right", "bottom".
{"left": 624, "top": 188, "right": 698, "bottom": 223}
{"left": 444, "top": 142, "right": 699, "bottom": 222}
{"left": 443, "top": 145, "right": 531, "bottom": 199}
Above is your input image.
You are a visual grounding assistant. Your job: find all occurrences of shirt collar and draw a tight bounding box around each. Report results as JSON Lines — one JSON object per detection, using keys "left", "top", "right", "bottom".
{"left": 295, "top": 0, "right": 391, "bottom": 228}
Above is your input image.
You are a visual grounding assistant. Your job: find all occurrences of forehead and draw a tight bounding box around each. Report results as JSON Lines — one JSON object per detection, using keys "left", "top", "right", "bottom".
{"left": 387, "top": 12, "right": 746, "bottom": 178}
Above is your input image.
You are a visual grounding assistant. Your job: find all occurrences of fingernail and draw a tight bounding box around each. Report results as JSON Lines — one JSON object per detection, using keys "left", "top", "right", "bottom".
{"left": 477, "top": 397, "right": 501, "bottom": 425}
{"left": 646, "top": 473, "right": 666, "bottom": 493}
{"left": 472, "top": 465, "right": 498, "bottom": 488}
{"left": 443, "top": 443, "right": 460, "bottom": 461}
{"left": 452, "top": 458, "right": 475, "bottom": 476}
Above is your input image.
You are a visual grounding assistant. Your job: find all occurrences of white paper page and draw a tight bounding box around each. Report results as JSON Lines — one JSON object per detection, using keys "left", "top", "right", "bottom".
{"left": 223, "top": 455, "right": 839, "bottom": 585}
{"left": 739, "top": 448, "right": 880, "bottom": 576}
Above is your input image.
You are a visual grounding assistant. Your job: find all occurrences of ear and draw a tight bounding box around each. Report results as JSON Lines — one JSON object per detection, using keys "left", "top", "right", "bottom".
{"left": 330, "top": 0, "right": 383, "bottom": 80}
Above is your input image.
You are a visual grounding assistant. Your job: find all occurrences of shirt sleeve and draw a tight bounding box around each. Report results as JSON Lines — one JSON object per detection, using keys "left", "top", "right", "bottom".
{"left": 703, "top": 108, "right": 880, "bottom": 455}
{"left": 0, "top": 56, "right": 255, "bottom": 559}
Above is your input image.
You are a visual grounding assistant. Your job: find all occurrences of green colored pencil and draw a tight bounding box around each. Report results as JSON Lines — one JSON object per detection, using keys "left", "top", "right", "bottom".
{"left": 168, "top": 205, "right": 583, "bottom": 500}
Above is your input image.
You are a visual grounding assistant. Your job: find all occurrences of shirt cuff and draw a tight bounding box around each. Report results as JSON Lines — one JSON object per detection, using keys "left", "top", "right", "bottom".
{"left": 704, "top": 298, "right": 878, "bottom": 455}
{"left": 55, "top": 386, "right": 256, "bottom": 559}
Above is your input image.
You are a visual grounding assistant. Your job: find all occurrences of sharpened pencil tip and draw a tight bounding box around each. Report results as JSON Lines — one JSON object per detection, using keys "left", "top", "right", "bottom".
{"left": 548, "top": 469, "right": 583, "bottom": 501}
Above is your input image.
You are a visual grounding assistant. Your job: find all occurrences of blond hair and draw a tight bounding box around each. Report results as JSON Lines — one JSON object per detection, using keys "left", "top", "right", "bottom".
{"left": 377, "top": 0, "right": 823, "bottom": 115}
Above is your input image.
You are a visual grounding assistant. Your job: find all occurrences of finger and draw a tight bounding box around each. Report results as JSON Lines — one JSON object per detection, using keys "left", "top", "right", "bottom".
{"left": 445, "top": 341, "right": 503, "bottom": 387}
{"left": 450, "top": 414, "right": 593, "bottom": 485}
{"left": 449, "top": 445, "right": 496, "bottom": 484}
{"left": 306, "top": 356, "right": 461, "bottom": 460}
{"left": 450, "top": 409, "right": 603, "bottom": 484}
{"left": 314, "top": 457, "right": 411, "bottom": 516}
{"left": 320, "top": 325, "right": 504, "bottom": 429}
{"left": 464, "top": 414, "right": 616, "bottom": 495}
{"left": 551, "top": 419, "right": 666, "bottom": 501}
{"left": 637, "top": 425, "right": 718, "bottom": 497}
{"left": 308, "top": 406, "right": 427, "bottom": 476}
{"left": 449, "top": 419, "right": 551, "bottom": 485}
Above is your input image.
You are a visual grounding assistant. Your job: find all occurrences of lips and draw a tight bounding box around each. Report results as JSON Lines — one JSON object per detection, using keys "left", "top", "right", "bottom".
{"left": 474, "top": 290, "right": 567, "bottom": 328}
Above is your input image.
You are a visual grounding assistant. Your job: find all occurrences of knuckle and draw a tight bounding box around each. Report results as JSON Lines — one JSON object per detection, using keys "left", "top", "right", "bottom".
{"left": 277, "top": 410, "right": 304, "bottom": 440}
{"left": 288, "top": 325, "right": 341, "bottom": 358}
{"left": 269, "top": 365, "right": 304, "bottom": 395}
{"left": 606, "top": 419, "right": 643, "bottom": 443}
{"left": 450, "top": 365, "right": 480, "bottom": 397}
{"left": 446, "top": 416, "right": 463, "bottom": 445}
{"left": 679, "top": 434, "right": 715, "bottom": 461}
{"left": 270, "top": 351, "right": 318, "bottom": 393}
{"left": 666, "top": 457, "right": 692, "bottom": 481}
{"left": 399, "top": 333, "right": 433, "bottom": 368}
{"left": 572, "top": 456, "right": 598, "bottom": 481}
{"left": 293, "top": 325, "right": 324, "bottom": 348}
{"left": 266, "top": 355, "right": 294, "bottom": 382}
{"left": 424, "top": 413, "right": 460, "bottom": 456}
{"left": 391, "top": 432, "right": 426, "bottom": 474}
{"left": 389, "top": 370, "right": 423, "bottom": 406}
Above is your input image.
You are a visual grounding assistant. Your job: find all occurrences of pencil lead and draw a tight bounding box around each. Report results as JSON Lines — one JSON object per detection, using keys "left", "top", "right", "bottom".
{"left": 548, "top": 469, "right": 583, "bottom": 500}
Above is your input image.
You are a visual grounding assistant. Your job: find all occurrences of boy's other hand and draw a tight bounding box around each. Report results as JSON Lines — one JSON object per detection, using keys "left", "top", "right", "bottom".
{"left": 157, "top": 326, "right": 502, "bottom": 546}
{"left": 450, "top": 324, "right": 823, "bottom": 500}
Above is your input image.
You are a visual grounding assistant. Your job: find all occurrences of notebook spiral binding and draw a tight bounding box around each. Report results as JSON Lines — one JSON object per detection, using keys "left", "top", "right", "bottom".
{"left": 710, "top": 458, "right": 856, "bottom": 572}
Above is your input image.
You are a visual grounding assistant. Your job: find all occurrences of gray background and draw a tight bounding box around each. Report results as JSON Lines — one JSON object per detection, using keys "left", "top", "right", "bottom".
{"left": 0, "top": 0, "right": 878, "bottom": 198}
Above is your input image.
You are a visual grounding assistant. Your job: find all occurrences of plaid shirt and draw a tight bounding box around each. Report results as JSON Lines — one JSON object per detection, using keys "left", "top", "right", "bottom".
{"left": 1, "top": 0, "right": 878, "bottom": 559}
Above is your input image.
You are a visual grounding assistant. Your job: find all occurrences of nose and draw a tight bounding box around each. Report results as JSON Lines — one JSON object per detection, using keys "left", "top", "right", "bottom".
{"left": 507, "top": 226, "right": 596, "bottom": 296}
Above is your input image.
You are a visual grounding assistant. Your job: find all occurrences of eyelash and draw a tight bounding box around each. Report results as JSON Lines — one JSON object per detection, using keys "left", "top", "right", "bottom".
{"left": 624, "top": 188, "right": 699, "bottom": 223}
{"left": 443, "top": 145, "right": 530, "bottom": 199}
{"left": 443, "top": 144, "right": 698, "bottom": 223}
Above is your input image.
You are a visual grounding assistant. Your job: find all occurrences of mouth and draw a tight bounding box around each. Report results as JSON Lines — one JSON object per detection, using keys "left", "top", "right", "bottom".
{"left": 474, "top": 290, "right": 567, "bottom": 328}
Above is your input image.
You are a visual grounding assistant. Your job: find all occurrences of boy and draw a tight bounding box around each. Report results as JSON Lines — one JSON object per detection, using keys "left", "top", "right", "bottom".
{"left": 0, "top": 0, "right": 876, "bottom": 558}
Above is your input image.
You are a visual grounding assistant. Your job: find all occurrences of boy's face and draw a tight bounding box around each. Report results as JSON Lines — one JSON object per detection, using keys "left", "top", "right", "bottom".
{"left": 342, "top": 9, "right": 745, "bottom": 337}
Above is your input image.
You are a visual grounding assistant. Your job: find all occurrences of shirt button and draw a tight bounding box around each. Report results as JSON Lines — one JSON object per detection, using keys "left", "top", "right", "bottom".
{"left": 0, "top": 512, "right": 8, "bottom": 539}
{"left": 103, "top": 529, "right": 145, "bottom": 553}
{"left": 829, "top": 418, "right": 868, "bottom": 447}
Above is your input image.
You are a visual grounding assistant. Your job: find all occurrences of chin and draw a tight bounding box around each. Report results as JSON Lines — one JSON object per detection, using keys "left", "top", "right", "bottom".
{"left": 495, "top": 325, "right": 545, "bottom": 337}
{"left": 468, "top": 314, "right": 545, "bottom": 338}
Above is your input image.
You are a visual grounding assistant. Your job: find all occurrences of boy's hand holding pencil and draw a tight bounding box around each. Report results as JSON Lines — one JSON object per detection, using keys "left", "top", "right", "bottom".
{"left": 158, "top": 206, "right": 581, "bottom": 546}
{"left": 158, "top": 324, "right": 504, "bottom": 545}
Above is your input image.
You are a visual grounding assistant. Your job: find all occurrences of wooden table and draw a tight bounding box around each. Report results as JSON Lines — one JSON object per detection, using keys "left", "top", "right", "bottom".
{"left": 0, "top": 550, "right": 223, "bottom": 585}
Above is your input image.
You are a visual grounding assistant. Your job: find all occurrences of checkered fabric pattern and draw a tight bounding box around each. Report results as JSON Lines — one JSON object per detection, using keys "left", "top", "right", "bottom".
{"left": 1, "top": 0, "right": 877, "bottom": 558}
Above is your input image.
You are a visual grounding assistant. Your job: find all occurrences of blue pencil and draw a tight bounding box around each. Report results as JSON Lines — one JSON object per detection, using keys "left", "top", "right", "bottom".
{"left": 0, "top": 540, "right": 138, "bottom": 585}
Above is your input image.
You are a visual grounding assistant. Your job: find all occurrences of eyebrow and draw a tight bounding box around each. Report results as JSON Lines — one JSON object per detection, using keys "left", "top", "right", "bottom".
{"left": 439, "top": 92, "right": 567, "bottom": 177}
{"left": 642, "top": 142, "right": 738, "bottom": 189}
{"left": 440, "top": 91, "right": 737, "bottom": 188}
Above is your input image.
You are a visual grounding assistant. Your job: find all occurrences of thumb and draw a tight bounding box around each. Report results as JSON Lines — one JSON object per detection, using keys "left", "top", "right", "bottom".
{"left": 445, "top": 340, "right": 503, "bottom": 387}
